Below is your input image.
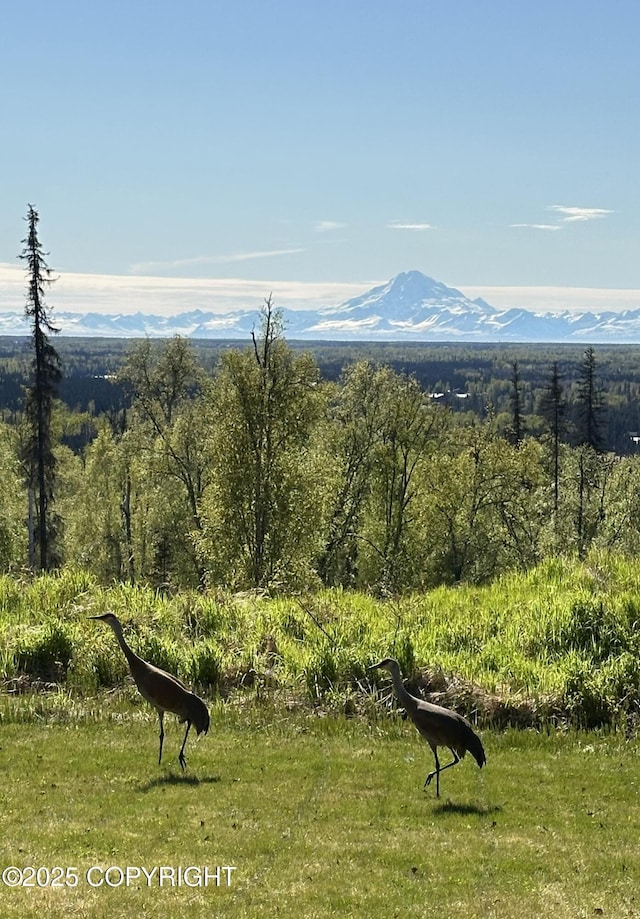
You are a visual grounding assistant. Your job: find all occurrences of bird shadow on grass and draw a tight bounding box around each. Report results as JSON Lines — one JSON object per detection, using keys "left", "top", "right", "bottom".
{"left": 137, "top": 773, "right": 222, "bottom": 792}
{"left": 431, "top": 801, "right": 502, "bottom": 817}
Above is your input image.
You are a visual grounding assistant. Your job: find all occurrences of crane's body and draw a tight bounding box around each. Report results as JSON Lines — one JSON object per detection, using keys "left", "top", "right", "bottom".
{"left": 90, "top": 612, "right": 209, "bottom": 770}
{"left": 369, "top": 657, "right": 485, "bottom": 797}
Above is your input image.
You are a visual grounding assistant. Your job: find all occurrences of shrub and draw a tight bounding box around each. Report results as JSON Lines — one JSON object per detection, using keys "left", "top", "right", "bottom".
{"left": 16, "top": 622, "right": 74, "bottom": 682}
{"left": 189, "top": 640, "right": 222, "bottom": 692}
{"left": 562, "top": 655, "right": 613, "bottom": 728}
{"left": 565, "top": 597, "right": 628, "bottom": 661}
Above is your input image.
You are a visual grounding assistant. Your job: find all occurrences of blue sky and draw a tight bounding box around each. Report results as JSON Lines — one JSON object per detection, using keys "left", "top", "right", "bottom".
{"left": 2, "top": 1, "right": 640, "bottom": 315}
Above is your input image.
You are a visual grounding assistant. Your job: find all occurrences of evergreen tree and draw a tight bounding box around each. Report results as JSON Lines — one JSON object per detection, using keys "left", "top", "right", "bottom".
{"left": 538, "top": 361, "right": 565, "bottom": 520}
{"left": 575, "top": 346, "right": 605, "bottom": 450}
{"left": 507, "top": 360, "right": 524, "bottom": 445}
{"left": 19, "top": 205, "right": 61, "bottom": 571}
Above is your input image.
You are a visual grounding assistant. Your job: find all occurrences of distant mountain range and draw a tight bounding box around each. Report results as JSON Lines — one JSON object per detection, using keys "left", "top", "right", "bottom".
{"left": 2, "top": 270, "right": 640, "bottom": 342}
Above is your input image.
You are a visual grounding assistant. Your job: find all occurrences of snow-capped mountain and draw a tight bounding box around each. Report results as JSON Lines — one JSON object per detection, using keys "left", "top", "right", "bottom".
{"left": 306, "top": 272, "right": 491, "bottom": 336}
{"left": 2, "top": 270, "right": 640, "bottom": 342}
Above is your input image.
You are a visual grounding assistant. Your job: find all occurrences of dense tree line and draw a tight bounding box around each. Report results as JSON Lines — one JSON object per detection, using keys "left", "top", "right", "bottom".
{"left": 2, "top": 304, "right": 640, "bottom": 592}
{"left": 3, "top": 338, "right": 640, "bottom": 453}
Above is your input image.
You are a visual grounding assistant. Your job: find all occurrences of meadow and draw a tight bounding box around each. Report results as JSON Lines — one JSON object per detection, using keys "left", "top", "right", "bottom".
{"left": 0, "top": 710, "right": 638, "bottom": 918}
{"left": 1, "top": 553, "right": 640, "bottom": 916}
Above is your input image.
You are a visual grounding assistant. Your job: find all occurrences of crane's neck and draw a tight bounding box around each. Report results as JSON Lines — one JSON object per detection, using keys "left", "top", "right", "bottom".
{"left": 107, "top": 620, "right": 142, "bottom": 671}
{"left": 389, "top": 666, "right": 415, "bottom": 711}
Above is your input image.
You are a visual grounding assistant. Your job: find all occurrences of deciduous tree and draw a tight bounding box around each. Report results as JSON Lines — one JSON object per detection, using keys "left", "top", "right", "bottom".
{"left": 317, "top": 361, "right": 385, "bottom": 586}
{"left": 202, "top": 299, "right": 324, "bottom": 589}
{"left": 360, "top": 368, "right": 447, "bottom": 592}
{"left": 120, "top": 337, "right": 209, "bottom": 585}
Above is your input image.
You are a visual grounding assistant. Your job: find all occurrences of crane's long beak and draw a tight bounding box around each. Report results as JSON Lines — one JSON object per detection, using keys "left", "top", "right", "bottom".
{"left": 368, "top": 662, "right": 382, "bottom": 671}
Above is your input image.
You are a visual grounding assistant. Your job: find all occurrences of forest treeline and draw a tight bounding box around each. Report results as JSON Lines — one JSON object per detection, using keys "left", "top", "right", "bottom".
{"left": 2, "top": 335, "right": 640, "bottom": 453}
{"left": 2, "top": 305, "right": 640, "bottom": 592}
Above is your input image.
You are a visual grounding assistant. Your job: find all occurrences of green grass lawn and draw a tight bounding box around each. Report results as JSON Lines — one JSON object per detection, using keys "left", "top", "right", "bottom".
{"left": 1, "top": 703, "right": 638, "bottom": 918}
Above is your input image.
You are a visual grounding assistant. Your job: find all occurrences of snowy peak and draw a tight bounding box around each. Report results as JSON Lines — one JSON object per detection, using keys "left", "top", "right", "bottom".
{"left": 327, "top": 270, "right": 488, "bottom": 323}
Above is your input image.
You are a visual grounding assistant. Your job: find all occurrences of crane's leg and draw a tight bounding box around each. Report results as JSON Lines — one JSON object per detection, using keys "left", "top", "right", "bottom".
{"left": 425, "top": 748, "right": 461, "bottom": 797}
{"left": 158, "top": 710, "right": 165, "bottom": 765}
{"left": 178, "top": 720, "right": 191, "bottom": 771}
{"left": 424, "top": 747, "right": 441, "bottom": 797}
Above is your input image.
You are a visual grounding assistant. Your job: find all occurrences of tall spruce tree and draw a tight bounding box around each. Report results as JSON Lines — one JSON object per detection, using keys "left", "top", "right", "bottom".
{"left": 508, "top": 360, "right": 524, "bottom": 445}
{"left": 19, "top": 205, "right": 61, "bottom": 571}
{"left": 538, "top": 361, "right": 565, "bottom": 521}
{"left": 575, "top": 346, "right": 605, "bottom": 450}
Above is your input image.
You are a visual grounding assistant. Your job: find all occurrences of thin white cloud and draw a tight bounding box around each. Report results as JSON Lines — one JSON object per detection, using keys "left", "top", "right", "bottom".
{"left": 548, "top": 205, "right": 613, "bottom": 223}
{"left": 0, "top": 263, "right": 373, "bottom": 316}
{"left": 388, "top": 221, "right": 434, "bottom": 231}
{"left": 511, "top": 205, "right": 613, "bottom": 232}
{"left": 510, "top": 223, "right": 562, "bottom": 231}
{"left": 315, "top": 221, "right": 347, "bottom": 232}
{"left": 129, "top": 247, "right": 306, "bottom": 275}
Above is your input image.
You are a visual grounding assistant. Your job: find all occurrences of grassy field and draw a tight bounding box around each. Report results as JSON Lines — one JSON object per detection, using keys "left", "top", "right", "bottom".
{"left": 2, "top": 556, "right": 640, "bottom": 916}
{"left": 0, "top": 702, "right": 639, "bottom": 919}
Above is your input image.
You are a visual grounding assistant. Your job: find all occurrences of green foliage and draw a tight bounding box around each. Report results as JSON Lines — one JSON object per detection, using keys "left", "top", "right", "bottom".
{"left": 8, "top": 334, "right": 640, "bottom": 592}
{"left": 199, "top": 303, "right": 326, "bottom": 590}
{"left": 189, "top": 638, "right": 222, "bottom": 691}
{"left": 418, "top": 428, "right": 547, "bottom": 584}
{"left": 393, "top": 630, "right": 416, "bottom": 678}
{"left": 564, "top": 595, "right": 629, "bottom": 659}
{"left": 87, "top": 637, "right": 129, "bottom": 690}
{"left": 355, "top": 364, "right": 448, "bottom": 592}
{"left": 0, "top": 422, "right": 25, "bottom": 569}
{"left": 15, "top": 621, "right": 74, "bottom": 681}
{"left": 2, "top": 555, "right": 640, "bottom": 728}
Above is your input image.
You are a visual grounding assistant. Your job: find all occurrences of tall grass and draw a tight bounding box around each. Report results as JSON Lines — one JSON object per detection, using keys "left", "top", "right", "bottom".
{"left": 1, "top": 549, "right": 640, "bottom": 728}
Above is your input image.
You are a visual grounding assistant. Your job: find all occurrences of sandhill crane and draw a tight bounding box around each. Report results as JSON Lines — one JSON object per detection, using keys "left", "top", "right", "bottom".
{"left": 369, "top": 657, "right": 485, "bottom": 797}
{"left": 90, "top": 612, "right": 209, "bottom": 770}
